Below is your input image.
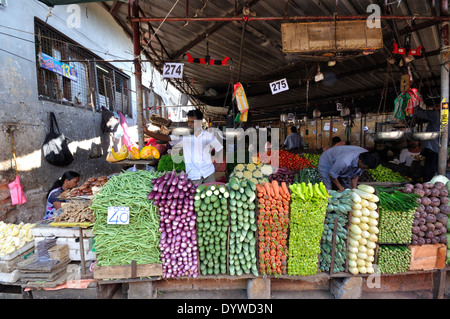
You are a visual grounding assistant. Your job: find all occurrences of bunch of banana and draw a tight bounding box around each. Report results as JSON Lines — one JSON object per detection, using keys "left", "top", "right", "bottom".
{"left": 0, "top": 222, "right": 36, "bottom": 256}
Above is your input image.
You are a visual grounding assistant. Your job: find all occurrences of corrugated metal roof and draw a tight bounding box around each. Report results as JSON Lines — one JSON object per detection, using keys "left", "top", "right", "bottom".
{"left": 99, "top": 0, "right": 447, "bottom": 123}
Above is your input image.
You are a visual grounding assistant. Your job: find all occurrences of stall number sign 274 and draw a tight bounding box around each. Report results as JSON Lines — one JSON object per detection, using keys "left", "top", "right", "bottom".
{"left": 270, "top": 78, "right": 289, "bottom": 95}
{"left": 107, "top": 206, "right": 130, "bottom": 225}
{"left": 163, "top": 63, "right": 184, "bottom": 79}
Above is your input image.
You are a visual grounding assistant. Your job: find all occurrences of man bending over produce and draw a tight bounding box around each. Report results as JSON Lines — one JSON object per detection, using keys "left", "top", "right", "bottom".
{"left": 318, "top": 145, "right": 380, "bottom": 191}
{"left": 143, "top": 109, "right": 223, "bottom": 184}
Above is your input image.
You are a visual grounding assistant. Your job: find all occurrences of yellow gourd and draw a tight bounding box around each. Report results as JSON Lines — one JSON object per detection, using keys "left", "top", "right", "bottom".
{"left": 139, "top": 146, "right": 160, "bottom": 160}
{"left": 151, "top": 147, "right": 160, "bottom": 160}
{"left": 106, "top": 151, "right": 119, "bottom": 162}
{"left": 111, "top": 145, "right": 128, "bottom": 161}
{"left": 139, "top": 146, "right": 154, "bottom": 159}
{"left": 126, "top": 146, "right": 140, "bottom": 160}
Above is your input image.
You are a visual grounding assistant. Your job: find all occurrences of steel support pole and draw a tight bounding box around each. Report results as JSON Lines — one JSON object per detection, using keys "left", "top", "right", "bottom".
{"left": 133, "top": 0, "right": 144, "bottom": 149}
{"left": 439, "top": 22, "right": 450, "bottom": 175}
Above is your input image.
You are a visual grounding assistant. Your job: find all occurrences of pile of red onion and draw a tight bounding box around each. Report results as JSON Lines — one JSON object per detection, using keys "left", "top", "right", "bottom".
{"left": 148, "top": 171, "right": 199, "bottom": 278}
{"left": 403, "top": 182, "right": 448, "bottom": 245}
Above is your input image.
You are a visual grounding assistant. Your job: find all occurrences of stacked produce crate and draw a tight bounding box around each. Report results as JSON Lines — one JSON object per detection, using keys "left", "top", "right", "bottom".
{"left": 256, "top": 181, "right": 290, "bottom": 276}
{"left": 375, "top": 187, "right": 419, "bottom": 274}
{"left": 288, "top": 182, "right": 329, "bottom": 276}
{"left": 346, "top": 185, "right": 380, "bottom": 275}
{"left": 320, "top": 190, "right": 352, "bottom": 274}
{"left": 227, "top": 178, "right": 258, "bottom": 276}
{"left": 195, "top": 183, "right": 229, "bottom": 276}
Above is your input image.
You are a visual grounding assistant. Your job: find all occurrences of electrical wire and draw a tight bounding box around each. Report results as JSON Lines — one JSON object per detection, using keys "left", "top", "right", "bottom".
{"left": 146, "top": 0, "right": 180, "bottom": 45}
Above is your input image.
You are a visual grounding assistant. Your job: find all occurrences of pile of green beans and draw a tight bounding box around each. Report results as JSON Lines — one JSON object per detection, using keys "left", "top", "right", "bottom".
{"left": 377, "top": 245, "right": 411, "bottom": 274}
{"left": 90, "top": 170, "right": 164, "bottom": 267}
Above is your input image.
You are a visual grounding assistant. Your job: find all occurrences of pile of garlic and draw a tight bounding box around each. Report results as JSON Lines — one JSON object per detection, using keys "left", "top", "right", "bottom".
{"left": 0, "top": 222, "right": 36, "bottom": 256}
{"left": 347, "top": 185, "right": 380, "bottom": 275}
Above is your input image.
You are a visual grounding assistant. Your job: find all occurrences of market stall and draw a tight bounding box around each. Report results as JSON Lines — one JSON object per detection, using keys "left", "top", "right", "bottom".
{"left": 0, "top": 148, "right": 448, "bottom": 299}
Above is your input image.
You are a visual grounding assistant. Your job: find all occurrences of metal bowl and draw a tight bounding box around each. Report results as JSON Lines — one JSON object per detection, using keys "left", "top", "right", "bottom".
{"left": 172, "top": 127, "right": 193, "bottom": 135}
{"left": 408, "top": 132, "right": 440, "bottom": 141}
{"left": 371, "top": 131, "right": 404, "bottom": 141}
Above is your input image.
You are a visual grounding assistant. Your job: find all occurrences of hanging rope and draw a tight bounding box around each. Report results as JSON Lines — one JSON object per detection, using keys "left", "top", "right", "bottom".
{"left": 147, "top": 0, "right": 181, "bottom": 45}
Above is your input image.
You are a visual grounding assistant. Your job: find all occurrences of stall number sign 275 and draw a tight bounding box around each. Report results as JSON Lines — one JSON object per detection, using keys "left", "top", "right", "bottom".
{"left": 107, "top": 206, "right": 130, "bottom": 225}
{"left": 270, "top": 78, "right": 289, "bottom": 95}
{"left": 163, "top": 63, "right": 184, "bottom": 79}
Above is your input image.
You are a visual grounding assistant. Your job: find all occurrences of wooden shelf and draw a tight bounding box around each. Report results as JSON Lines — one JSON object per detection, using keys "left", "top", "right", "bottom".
{"left": 107, "top": 159, "right": 159, "bottom": 166}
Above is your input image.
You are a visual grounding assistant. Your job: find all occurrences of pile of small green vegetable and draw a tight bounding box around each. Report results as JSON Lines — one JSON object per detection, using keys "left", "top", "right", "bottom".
{"left": 294, "top": 167, "right": 322, "bottom": 184}
{"left": 368, "top": 165, "right": 408, "bottom": 182}
{"left": 157, "top": 154, "right": 185, "bottom": 172}
{"left": 375, "top": 187, "right": 420, "bottom": 244}
{"left": 319, "top": 189, "right": 351, "bottom": 273}
{"left": 227, "top": 177, "right": 258, "bottom": 276}
{"left": 195, "top": 183, "right": 229, "bottom": 275}
{"left": 288, "top": 182, "right": 329, "bottom": 276}
{"left": 303, "top": 153, "right": 320, "bottom": 167}
{"left": 90, "top": 170, "right": 163, "bottom": 266}
{"left": 376, "top": 245, "right": 411, "bottom": 274}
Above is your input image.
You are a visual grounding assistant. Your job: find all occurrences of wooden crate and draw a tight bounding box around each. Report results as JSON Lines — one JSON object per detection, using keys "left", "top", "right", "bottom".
{"left": 93, "top": 262, "right": 162, "bottom": 280}
{"left": 408, "top": 244, "right": 447, "bottom": 271}
{"left": 281, "top": 20, "right": 383, "bottom": 53}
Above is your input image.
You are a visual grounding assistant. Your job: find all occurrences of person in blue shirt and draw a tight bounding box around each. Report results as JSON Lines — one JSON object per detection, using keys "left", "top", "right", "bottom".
{"left": 43, "top": 171, "right": 80, "bottom": 220}
{"left": 282, "top": 126, "right": 302, "bottom": 150}
{"left": 318, "top": 145, "right": 380, "bottom": 191}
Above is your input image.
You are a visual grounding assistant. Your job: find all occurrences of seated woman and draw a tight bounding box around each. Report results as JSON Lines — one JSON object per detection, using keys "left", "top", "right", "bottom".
{"left": 43, "top": 171, "right": 80, "bottom": 220}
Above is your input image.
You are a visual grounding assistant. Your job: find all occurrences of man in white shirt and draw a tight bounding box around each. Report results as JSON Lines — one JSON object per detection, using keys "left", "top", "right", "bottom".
{"left": 398, "top": 140, "right": 421, "bottom": 167}
{"left": 143, "top": 109, "right": 223, "bottom": 184}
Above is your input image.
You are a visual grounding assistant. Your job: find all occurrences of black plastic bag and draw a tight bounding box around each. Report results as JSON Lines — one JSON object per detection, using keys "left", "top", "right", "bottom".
{"left": 42, "top": 112, "right": 74, "bottom": 166}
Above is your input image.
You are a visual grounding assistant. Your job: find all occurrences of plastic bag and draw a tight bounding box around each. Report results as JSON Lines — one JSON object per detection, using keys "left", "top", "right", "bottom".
{"left": 8, "top": 175, "right": 27, "bottom": 205}
{"left": 119, "top": 113, "right": 138, "bottom": 152}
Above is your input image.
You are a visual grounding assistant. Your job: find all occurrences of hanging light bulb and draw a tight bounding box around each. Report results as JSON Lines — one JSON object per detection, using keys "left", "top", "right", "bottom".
{"left": 313, "top": 108, "right": 321, "bottom": 118}
{"left": 304, "top": 115, "right": 309, "bottom": 122}
{"left": 341, "top": 107, "right": 350, "bottom": 117}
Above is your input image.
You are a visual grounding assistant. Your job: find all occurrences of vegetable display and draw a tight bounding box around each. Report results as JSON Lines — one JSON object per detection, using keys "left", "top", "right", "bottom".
{"left": 402, "top": 182, "right": 449, "bottom": 245}
{"left": 157, "top": 154, "right": 185, "bottom": 172}
{"left": 257, "top": 150, "right": 312, "bottom": 171}
{"left": 195, "top": 183, "right": 229, "bottom": 275}
{"left": 347, "top": 185, "right": 379, "bottom": 275}
{"left": 278, "top": 150, "right": 313, "bottom": 171}
{"left": 227, "top": 177, "right": 258, "bottom": 276}
{"left": 303, "top": 153, "right": 320, "bottom": 167}
{"left": 147, "top": 171, "right": 199, "bottom": 278}
{"left": 0, "top": 222, "right": 35, "bottom": 256}
{"left": 294, "top": 167, "right": 322, "bottom": 184}
{"left": 368, "top": 165, "right": 408, "bottom": 182}
{"left": 230, "top": 163, "right": 270, "bottom": 185}
{"left": 447, "top": 233, "right": 450, "bottom": 265}
{"left": 376, "top": 245, "right": 411, "bottom": 274}
{"left": 257, "top": 181, "right": 290, "bottom": 276}
{"left": 268, "top": 167, "right": 296, "bottom": 185}
{"left": 91, "top": 170, "right": 162, "bottom": 267}
{"left": 375, "top": 188, "right": 419, "bottom": 244}
{"left": 319, "top": 189, "right": 351, "bottom": 273}
{"left": 288, "top": 182, "right": 329, "bottom": 276}
{"left": 226, "top": 150, "right": 250, "bottom": 176}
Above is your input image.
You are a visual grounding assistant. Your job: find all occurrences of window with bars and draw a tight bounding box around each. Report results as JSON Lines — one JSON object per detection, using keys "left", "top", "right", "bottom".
{"left": 34, "top": 18, "right": 131, "bottom": 116}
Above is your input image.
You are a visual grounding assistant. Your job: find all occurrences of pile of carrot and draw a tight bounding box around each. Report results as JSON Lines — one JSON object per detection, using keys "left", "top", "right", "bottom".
{"left": 256, "top": 180, "right": 290, "bottom": 276}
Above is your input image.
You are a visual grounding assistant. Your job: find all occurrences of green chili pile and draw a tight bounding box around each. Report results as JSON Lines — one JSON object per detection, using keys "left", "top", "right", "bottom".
{"left": 90, "top": 170, "right": 163, "bottom": 267}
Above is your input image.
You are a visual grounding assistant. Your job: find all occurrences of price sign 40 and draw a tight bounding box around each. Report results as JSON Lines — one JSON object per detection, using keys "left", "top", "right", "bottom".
{"left": 107, "top": 206, "right": 130, "bottom": 225}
